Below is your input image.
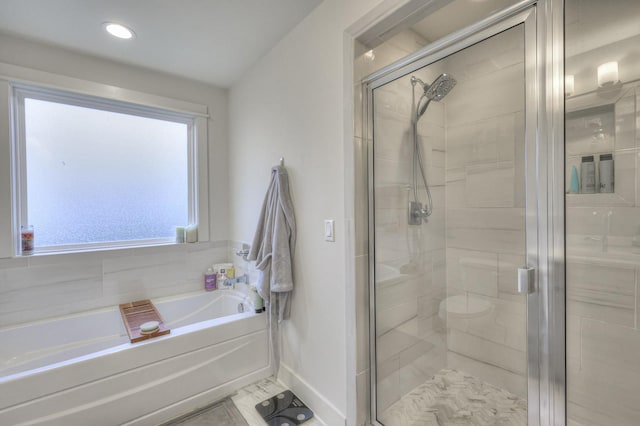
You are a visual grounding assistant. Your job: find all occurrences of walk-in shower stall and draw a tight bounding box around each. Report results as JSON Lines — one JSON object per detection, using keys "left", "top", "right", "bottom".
{"left": 361, "top": 0, "right": 640, "bottom": 424}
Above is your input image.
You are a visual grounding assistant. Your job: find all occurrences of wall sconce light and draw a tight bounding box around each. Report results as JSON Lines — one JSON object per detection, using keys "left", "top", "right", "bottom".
{"left": 597, "top": 61, "right": 619, "bottom": 87}
{"left": 565, "top": 75, "right": 574, "bottom": 96}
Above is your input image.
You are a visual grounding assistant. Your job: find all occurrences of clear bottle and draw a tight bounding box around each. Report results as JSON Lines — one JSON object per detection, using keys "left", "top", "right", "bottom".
{"left": 217, "top": 268, "right": 228, "bottom": 289}
{"left": 581, "top": 155, "right": 596, "bottom": 193}
{"left": 251, "top": 286, "right": 265, "bottom": 313}
{"left": 599, "top": 153, "right": 614, "bottom": 193}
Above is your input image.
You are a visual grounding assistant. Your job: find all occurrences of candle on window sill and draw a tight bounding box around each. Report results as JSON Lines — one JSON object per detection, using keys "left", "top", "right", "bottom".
{"left": 185, "top": 225, "right": 198, "bottom": 243}
{"left": 175, "top": 226, "right": 186, "bottom": 243}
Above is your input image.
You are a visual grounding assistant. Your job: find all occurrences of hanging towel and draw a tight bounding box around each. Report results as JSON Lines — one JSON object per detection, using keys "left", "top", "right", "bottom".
{"left": 248, "top": 165, "right": 296, "bottom": 375}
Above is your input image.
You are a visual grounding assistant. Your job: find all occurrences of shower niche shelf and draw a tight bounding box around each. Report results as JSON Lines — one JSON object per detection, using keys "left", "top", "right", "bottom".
{"left": 566, "top": 104, "right": 616, "bottom": 197}
{"left": 565, "top": 85, "right": 638, "bottom": 200}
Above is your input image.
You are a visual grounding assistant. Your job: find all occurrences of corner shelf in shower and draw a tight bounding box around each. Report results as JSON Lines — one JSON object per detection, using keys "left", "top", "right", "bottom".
{"left": 119, "top": 300, "right": 170, "bottom": 343}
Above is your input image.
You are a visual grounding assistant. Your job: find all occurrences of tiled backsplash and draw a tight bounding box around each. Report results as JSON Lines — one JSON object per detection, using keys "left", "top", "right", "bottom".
{"left": 0, "top": 241, "right": 243, "bottom": 326}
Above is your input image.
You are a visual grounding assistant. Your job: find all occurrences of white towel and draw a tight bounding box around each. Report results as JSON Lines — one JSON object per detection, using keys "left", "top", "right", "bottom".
{"left": 248, "top": 165, "right": 296, "bottom": 375}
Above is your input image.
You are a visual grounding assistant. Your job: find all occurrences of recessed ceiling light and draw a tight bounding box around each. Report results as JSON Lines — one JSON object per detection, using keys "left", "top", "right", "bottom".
{"left": 103, "top": 22, "right": 135, "bottom": 40}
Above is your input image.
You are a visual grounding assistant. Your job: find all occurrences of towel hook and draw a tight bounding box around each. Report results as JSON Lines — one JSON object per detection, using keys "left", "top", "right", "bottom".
{"left": 279, "top": 157, "right": 284, "bottom": 166}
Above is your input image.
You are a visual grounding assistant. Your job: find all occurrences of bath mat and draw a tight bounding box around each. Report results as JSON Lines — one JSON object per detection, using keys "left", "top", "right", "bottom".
{"left": 167, "top": 398, "right": 248, "bottom": 426}
{"left": 255, "top": 390, "right": 314, "bottom": 425}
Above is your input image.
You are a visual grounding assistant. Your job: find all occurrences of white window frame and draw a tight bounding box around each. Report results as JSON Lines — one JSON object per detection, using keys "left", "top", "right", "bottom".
{"left": 0, "top": 66, "right": 209, "bottom": 257}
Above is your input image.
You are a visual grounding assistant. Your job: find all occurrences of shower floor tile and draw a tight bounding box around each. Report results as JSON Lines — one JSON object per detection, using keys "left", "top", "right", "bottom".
{"left": 379, "top": 368, "right": 526, "bottom": 426}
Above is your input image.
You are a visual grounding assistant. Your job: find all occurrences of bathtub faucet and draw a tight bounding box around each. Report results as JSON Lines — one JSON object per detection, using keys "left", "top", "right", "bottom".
{"left": 235, "top": 243, "right": 250, "bottom": 261}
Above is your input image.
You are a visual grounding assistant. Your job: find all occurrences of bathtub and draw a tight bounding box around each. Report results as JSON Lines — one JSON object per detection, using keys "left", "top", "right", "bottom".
{"left": 0, "top": 289, "right": 270, "bottom": 425}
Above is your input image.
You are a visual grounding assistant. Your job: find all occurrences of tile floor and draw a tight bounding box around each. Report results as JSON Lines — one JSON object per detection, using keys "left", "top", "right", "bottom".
{"left": 171, "top": 377, "right": 325, "bottom": 426}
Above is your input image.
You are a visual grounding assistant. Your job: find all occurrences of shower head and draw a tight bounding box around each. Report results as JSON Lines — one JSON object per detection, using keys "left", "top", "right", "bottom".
{"left": 413, "top": 73, "right": 457, "bottom": 118}
{"left": 411, "top": 73, "right": 457, "bottom": 101}
{"left": 425, "top": 73, "right": 456, "bottom": 101}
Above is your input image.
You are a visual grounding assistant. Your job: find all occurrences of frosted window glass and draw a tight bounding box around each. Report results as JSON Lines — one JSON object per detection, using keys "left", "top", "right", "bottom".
{"left": 24, "top": 98, "right": 189, "bottom": 247}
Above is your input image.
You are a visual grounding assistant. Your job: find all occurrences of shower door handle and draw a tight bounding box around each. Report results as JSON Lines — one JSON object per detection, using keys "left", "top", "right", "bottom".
{"left": 517, "top": 267, "right": 535, "bottom": 294}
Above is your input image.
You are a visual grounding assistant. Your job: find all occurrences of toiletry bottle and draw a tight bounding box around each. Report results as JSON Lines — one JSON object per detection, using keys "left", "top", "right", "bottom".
{"left": 226, "top": 265, "right": 235, "bottom": 279}
{"left": 219, "top": 263, "right": 234, "bottom": 279}
{"left": 581, "top": 155, "right": 596, "bottom": 193}
{"left": 570, "top": 165, "right": 579, "bottom": 193}
{"left": 599, "top": 153, "right": 614, "bottom": 193}
{"left": 217, "top": 268, "right": 228, "bottom": 289}
{"left": 21, "top": 225, "right": 34, "bottom": 254}
{"left": 204, "top": 267, "right": 217, "bottom": 291}
{"left": 251, "top": 286, "right": 265, "bottom": 313}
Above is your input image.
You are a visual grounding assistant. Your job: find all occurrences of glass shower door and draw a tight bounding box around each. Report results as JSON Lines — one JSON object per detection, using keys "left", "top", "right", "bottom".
{"left": 368, "top": 16, "right": 537, "bottom": 426}
{"left": 565, "top": 0, "right": 640, "bottom": 424}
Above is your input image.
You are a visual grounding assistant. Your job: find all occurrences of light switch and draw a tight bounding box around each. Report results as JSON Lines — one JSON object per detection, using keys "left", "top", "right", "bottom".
{"left": 324, "top": 219, "right": 335, "bottom": 242}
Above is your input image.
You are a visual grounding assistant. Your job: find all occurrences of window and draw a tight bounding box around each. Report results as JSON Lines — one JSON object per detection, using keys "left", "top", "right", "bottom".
{"left": 11, "top": 84, "right": 204, "bottom": 253}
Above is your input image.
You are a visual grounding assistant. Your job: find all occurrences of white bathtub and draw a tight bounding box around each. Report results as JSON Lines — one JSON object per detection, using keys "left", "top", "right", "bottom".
{"left": 0, "top": 289, "right": 270, "bottom": 425}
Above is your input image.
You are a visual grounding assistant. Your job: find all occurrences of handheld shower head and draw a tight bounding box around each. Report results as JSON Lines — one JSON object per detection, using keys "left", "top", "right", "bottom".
{"left": 411, "top": 74, "right": 457, "bottom": 101}
{"left": 408, "top": 72, "right": 457, "bottom": 225}
{"left": 412, "top": 73, "right": 457, "bottom": 118}
{"left": 425, "top": 73, "right": 456, "bottom": 101}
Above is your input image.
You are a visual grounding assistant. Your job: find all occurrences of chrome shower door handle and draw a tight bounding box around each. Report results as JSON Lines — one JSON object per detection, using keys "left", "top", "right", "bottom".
{"left": 517, "top": 267, "right": 535, "bottom": 294}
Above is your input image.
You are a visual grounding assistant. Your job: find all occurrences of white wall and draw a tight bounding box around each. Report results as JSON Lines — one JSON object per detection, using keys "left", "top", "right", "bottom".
{"left": 228, "top": 0, "right": 408, "bottom": 424}
{"left": 0, "top": 33, "right": 232, "bottom": 325}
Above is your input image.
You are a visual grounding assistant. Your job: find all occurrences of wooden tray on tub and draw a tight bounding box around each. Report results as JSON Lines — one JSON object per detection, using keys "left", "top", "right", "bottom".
{"left": 119, "top": 299, "right": 170, "bottom": 343}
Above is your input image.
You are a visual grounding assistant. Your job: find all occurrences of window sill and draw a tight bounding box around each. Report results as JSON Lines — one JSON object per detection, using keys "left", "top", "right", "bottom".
{"left": 16, "top": 239, "right": 196, "bottom": 258}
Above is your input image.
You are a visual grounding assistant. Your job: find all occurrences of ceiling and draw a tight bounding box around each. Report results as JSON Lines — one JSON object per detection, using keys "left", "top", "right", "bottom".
{"left": 0, "top": 0, "right": 322, "bottom": 88}
{"left": 411, "top": 0, "right": 516, "bottom": 42}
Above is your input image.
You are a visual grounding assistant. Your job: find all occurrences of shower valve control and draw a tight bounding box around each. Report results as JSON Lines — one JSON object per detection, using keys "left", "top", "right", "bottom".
{"left": 517, "top": 267, "right": 536, "bottom": 294}
{"left": 409, "top": 201, "right": 424, "bottom": 226}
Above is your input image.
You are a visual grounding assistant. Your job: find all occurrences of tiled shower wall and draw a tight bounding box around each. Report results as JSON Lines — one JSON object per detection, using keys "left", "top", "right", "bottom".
{"left": 442, "top": 26, "right": 528, "bottom": 398}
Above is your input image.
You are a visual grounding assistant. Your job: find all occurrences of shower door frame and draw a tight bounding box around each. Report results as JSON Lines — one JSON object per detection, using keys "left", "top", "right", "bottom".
{"left": 362, "top": 1, "right": 566, "bottom": 425}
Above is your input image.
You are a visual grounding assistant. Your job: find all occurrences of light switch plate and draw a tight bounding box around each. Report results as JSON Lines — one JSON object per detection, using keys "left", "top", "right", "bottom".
{"left": 324, "top": 219, "right": 335, "bottom": 242}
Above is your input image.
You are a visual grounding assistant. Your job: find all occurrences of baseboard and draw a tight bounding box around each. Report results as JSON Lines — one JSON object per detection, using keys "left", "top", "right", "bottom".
{"left": 278, "top": 363, "right": 346, "bottom": 426}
